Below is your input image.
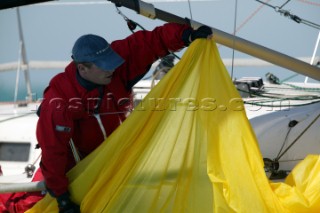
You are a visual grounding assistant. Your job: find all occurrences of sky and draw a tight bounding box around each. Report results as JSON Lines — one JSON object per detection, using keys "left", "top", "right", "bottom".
{"left": 0, "top": 0, "right": 319, "bottom": 101}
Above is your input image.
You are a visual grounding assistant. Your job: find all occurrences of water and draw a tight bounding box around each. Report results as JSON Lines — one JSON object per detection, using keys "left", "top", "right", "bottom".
{"left": 0, "top": 69, "right": 61, "bottom": 102}
{"left": 0, "top": 65, "right": 318, "bottom": 102}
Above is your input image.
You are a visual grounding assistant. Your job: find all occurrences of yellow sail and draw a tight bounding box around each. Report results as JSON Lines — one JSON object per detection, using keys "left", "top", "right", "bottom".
{"left": 27, "top": 40, "right": 320, "bottom": 213}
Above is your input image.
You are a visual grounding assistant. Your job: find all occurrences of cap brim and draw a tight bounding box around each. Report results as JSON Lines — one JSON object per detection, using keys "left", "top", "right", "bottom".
{"left": 93, "top": 48, "right": 124, "bottom": 71}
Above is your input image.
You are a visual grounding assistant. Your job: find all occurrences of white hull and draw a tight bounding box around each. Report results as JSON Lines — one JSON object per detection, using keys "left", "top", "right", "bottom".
{"left": 249, "top": 101, "right": 320, "bottom": 171}
{"left": 0, "top": 102, "right": 41, "bottom": 183}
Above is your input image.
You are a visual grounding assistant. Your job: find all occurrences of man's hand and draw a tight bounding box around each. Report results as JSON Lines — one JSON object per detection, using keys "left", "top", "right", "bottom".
{"left": 191, "top": 26, "right": 213, "bottom": 41}
{"left": 182, "top": 25, "right": 213, "bottom": 46}
{"left": 57, "top": 192, "right": 80, "bottom": 213}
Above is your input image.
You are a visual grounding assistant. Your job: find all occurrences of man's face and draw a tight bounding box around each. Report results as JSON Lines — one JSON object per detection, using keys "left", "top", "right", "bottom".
{"left": 78, "top": 63, "right": 114, "bottom": 85}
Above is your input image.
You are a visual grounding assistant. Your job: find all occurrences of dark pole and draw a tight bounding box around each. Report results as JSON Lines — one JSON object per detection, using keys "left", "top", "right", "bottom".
{"left": 108, "top": 0, "right": 320, "bottom": 81}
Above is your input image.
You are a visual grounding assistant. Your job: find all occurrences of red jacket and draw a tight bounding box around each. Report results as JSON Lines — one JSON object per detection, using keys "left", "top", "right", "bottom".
{"left": 0, "top": 169, "right": 44, "bottom": 212}
{"left": 36, "top": 23, "right": 190, "bottom": 196}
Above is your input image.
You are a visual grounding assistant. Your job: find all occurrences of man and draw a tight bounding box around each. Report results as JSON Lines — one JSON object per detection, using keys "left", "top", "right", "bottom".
{"left": 36, "top": 23, "right": 212, "bottom": 212}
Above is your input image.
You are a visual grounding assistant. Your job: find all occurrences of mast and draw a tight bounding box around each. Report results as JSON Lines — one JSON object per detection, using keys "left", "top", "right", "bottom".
{"left": 108, "top": 0, "right": 320, "bottom": 81}
{"left": 305, "top": 31, "right": 320, "bottom": 83}
{"left": 17, "top": 7, "right": 33, "bottom": 102}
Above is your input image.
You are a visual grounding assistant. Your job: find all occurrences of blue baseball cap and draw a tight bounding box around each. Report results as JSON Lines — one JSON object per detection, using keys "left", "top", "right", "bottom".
{"left": 72, "top": 34, "right": 124, "bottom": 71}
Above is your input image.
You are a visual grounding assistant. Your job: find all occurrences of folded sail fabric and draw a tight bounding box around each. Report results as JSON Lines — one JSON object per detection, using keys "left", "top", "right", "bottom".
{"left": 28, "top": 40, "right": 320, "bottom": 213}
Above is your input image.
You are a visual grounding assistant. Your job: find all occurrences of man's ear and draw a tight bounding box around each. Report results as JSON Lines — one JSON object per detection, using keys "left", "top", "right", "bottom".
{"left": 78, "top": 64, "right": 87, "bottom": 74}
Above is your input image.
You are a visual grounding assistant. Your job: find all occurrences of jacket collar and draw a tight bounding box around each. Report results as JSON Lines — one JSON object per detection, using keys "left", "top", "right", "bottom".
{"left": 76, "top": 69, "right": 100, "bottom": 91}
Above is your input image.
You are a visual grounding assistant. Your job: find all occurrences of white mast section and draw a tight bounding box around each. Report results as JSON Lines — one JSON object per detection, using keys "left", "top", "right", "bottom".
{"left": 13, "top": 41, "right": 22, "bottom": 104}
{"left": 16, "top": 8, "right": 33, "bottom": 102}
{"left": 305, "top": 31, "right": 320, "bottom": 83}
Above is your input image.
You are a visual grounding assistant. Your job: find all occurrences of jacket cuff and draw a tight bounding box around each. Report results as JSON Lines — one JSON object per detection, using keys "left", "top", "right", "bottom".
{"left": 56, "top": 191, "right": 73, "bottom": 209}
{"left": 182, "top": 28, "right": 193, "bottom": 47}
{"left": 46, "top": 185, "right": 68, "bottom": 198}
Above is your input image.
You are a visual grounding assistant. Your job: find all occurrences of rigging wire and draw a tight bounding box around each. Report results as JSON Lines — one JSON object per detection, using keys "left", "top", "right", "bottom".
{"left": 234, "top": 0, "right": 271, "bottom": 34}
{"left": 276, "top": 113, "right": 320, "bottom": 161}
{"left": 275, "top": 120, "right": 297, "bottom": 161}
{"left": 279, "top": 0, "right": 291, "bottom": 9}
{"left": 115, "top": 6, "right": 145, "bottom": 32}
{"left": 230, "top": 0, "right": 238, "bottom": 80}
{"left": 255, "top": 0, "right": 320, "bottom": 30}
{"left": 114, "top": 5, "right": 181, "bottom": 83}
{"left": 216, "top": 0, "right": 271, "bottom": 78}
{"left": 255, "top": 0, "right": 274, "bottom": 9}
{"left": 187, "top": 0, "right": 193, "bottom": 21}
